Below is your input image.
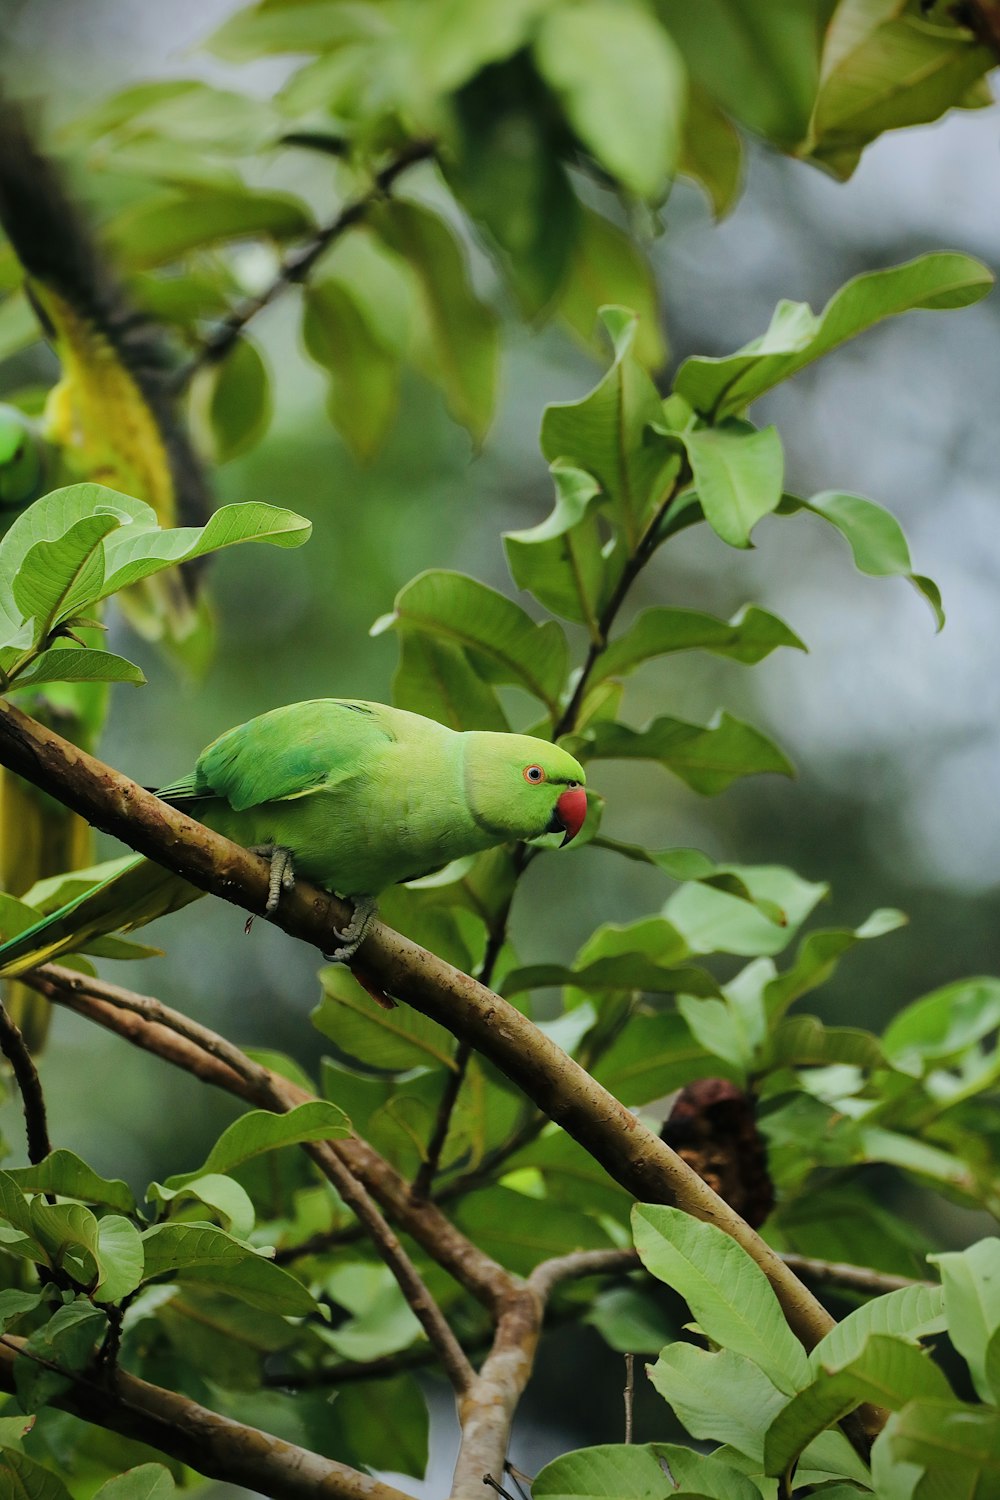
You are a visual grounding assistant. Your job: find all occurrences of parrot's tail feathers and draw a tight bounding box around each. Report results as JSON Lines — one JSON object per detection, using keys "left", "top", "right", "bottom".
{"left": 0, "top": 857, "right": 198, "bottom": 979}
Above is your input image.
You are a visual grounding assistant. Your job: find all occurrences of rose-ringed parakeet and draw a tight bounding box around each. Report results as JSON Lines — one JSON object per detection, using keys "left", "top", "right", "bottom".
{"left": 0, "top": 700, "right": 589, "bottom": 990}
{"left": 0, "top": 100, "right": 210, "bottom": 1046}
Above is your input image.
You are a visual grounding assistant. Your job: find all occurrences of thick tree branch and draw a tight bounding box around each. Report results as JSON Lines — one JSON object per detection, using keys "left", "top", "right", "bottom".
{"left": 0, "top": 697, "right": 839, "bottom": 1361}
{"left": 175, "top": 139, "right": 435, "bottom": 388}
{"left": 0, "top": 1333, "right": 413, "bottom": 1500}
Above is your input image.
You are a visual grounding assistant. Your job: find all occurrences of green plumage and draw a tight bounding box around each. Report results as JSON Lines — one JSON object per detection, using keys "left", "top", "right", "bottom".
{"left": 0, "top": 700, "right": 587, "bottom": 977}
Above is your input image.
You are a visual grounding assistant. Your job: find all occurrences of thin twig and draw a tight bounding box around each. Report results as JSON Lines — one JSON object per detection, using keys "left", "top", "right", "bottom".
{"left": 623, "top": 1353, "right": 635, "bottom": 1444}
{"left": 0, "top": 996, "right": 50, "bottom": 1163}
{"left": 413, "top": 1038, "right": 472, "bottom": 1200}
{"left": 174, "top": 138, "right": 434, "bottom": 389}
{"left": 780, "top": 1254, "right": 932, "bottom": 1296}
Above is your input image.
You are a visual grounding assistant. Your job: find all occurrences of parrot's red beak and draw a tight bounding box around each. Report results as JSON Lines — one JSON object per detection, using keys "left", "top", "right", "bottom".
{"left": 554, "top": 786, "right": 587, "bottom": 846}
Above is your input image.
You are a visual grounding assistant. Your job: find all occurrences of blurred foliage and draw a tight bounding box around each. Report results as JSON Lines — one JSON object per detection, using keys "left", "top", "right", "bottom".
{"left": 0, "top": 0, "right": 998, "bottom": 1495}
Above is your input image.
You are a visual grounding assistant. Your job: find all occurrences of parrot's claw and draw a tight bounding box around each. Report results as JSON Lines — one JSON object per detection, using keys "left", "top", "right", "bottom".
{"left": 249, "top": 845, "right": 296, "bottom": 916}
{"left": 323, "top": 896, "right": 377, "bottom": 964}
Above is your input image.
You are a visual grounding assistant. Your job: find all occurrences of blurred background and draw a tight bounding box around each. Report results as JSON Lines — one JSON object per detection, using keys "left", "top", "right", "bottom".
{"left": 1, "top": 0, "right": 999, "bottom": 1490}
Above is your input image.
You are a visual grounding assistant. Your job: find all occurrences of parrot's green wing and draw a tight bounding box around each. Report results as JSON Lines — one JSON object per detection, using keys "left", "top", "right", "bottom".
{"left": 160, "top": 700, "right": 396, "bottom": 813}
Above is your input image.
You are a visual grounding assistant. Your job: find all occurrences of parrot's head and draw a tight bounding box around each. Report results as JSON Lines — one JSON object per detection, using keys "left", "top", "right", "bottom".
{"left": 462, "top": 732, "right": 588, "bottom": 847}
{"left": 0, "top": 404, "right": 44, "bottom": 516}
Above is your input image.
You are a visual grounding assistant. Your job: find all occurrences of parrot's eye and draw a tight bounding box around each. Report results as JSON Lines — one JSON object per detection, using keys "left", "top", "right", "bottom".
{"left": 567, "top": 780, "right": 580, "bottom": 789}
{"left": 523, "top": 764, "right": 546, "bottom": 784}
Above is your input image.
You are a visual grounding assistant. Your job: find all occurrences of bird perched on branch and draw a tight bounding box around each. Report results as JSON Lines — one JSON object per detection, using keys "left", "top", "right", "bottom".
{"left": 0, "top": 97, "right": 211, "bottom": 1047}
{"left": 0, "top": 700, "right": 589, "bottom": 1000}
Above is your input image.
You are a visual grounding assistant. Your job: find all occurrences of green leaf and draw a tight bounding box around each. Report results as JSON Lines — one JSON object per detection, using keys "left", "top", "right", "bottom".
{"left": 139, "top": 1222, "right": 318, "bottom": 1315}
{"left": 6, "top": 1151, "right": 136, "bottom": 1214}
{"left": 314, "top": 966, "right": 458, "bottom": 1074}
{"left": 162, "top": 1101, "right": 349, "bottom": 1191}
{"left": 595, "top": 1012, "right": 733, "bottom": 1107}
{"left": 557, "top": 207, "right": 666, "bottom": 368}
{"left": 761, "top": 908, "right": 907, "bottom": 1021}
{"left": 679, "top": 85, "right": 744, "bottom": 218}
{"left": 648, "top": 1343, "right": 786, "bottom": 1460}
{"left": 504, "top": 463, "right": 607, "bottom": 630}
{"left": 675, "top": 253, "right": 994, "bottom": 419}
{"left": 321, "top": 1263, "right": 423, "bottom": 1362}
{"left": 94, "top": 1216, "right": 145, "bottom": 1304}
{"left": 534, "top": 1, "right": 686, "bottom": 199}
{"left": 595, "top": 603, "right": 804, "bottom": 681}
{"left": 373, "top": 569, "right": 569, "bottom": 714}
{"left": 0, "top": 1411, "right": 35, "bottom": 1445}
{"left": 302, "top": 278, "right": 401, "bottom": 461}
{"left": 375, "top": 199, "right": 499, "bottom": 442}
{"left": 151, "top": 1173, "right": 256, "bottom": 1239}
{"left": 15, "top": 1300, "right": 105, "bottom": 1410}
{"left": 807, "top": 5, "right": 993, "bottom": 180}
{"left": 0, "top": 1290, "right": 41, "bottom": 1330}
{"left": 633, "top": 1203, "right": 810, "bottom": 1393}
{"left": 665, "top": 864, "right": 826, "bottom": 958}
{"left": 12, "top": 514, "right": 118, "bottom": 639}
{"left": 328, "top": 1376, "right": 429, "bottom": 1480}
{"left": 206, "top": 0, "right": 372, "bottom": 61}
{"left": 0, "top": 1451, "right": 73, "bottom": 1500}
{"left": 4, "top": 646, "right": 145, "bottom": 691}
{"left": 534, "top": 1443, "right": 760, "bottom": 1500}
{"left": 204, "top": 335, "right": 272, "bottom": 463}
{"left": 109, "top": 188, "right": 313, "bottom": 269}
{"left": 783, "top": 489, "right": 943, "bottom": 628}
{"left": 681, "top": 420, "right": 784, "bottom": 548}
{"left": 874, "top": 1400, "right": 1000, "bottom": 1497}
{"left": 390, "top": 629, "right": 510, "bottom": 732}
{"left": 456, "top": 1186, "right": 612, "bottom": 1275}
{"left": 657, "top": 0, "right": 831, "bottom": 148}
{"left": 809, "top": 1282, "right": 946, "bottom": 1373}
{"left": 92, "top": 1465, "right": 175, "bottom": 1500}
{"left": 583, "top": 710, "right": 794, "bottom": 794}
{"left": 765, "top": 1333, "right": 953, "bottom": 1478}
{"left": 882, "top": 978, "right": 1000, "bottom": 1077}
{"left": 584, "top": 1285, "right": 677, "bottom": 1354}
{"left": 541, "top": 307, "right": 679, "bottom": 545}
{"left": 928, "top": 1239, "right": 1000, "bottom": 1404}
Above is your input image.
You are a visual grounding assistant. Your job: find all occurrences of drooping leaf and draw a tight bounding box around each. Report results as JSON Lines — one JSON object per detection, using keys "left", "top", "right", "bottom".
{"left": 675, "top": 253, "right": 993, "bottom": 419}
{"left": 390, "top": 630, "right": 510, "bottom": 732}
{"left": 314, "top": 966, "right": 458, "bottom": 1074}
{"left": 557, "top": 207, "right": 666, "bottom": 368}
{"left": 595, "top": 602, "right": 804, "bottom": 680}
{"left": 108, "top": 188, "right": 313, "bottom": 269}
{"left": 782, "top": 489, "right": 943, "bottom": 628}
{"left": 4, "top": 646, "right": 145, "bottom": 691}
{"left": 534, "top": 1, "right": 686, "bottom": 199}
{"left": 633, "top": 1203, "right": 811, "bottom": 1393}
{"left": 203, "top": 335, "right": 272, "bottom": 463}
{"left": 374, "top": 199, "right": 499, "bottom": 442}
{"left": 504, "top": 463, "right": 608, "bottom": 630}
{"left": 302, "top": 277, "right": 401, "bottom": 460}
{"left": 928, "top": 1239, "right": 1000, "bottom": 1404}
{"left": 679, "top": 85, "right": 744, "bottom": 218}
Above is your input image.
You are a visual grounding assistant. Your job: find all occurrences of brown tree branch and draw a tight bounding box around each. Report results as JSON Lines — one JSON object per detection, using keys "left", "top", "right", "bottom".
{"left": 174, "top": 139, "right": 435, "bottom": 389}
{"left": 0, "top": 697, "right": 839, "bottom": 1362}
{"left": 0, "top": 995, "right": 50, "bottom": 1163}
{"left": 0, "top": 1332, "right": 413, "bottom": 1500}
{"left": 779, "top": 1254, "right": 932, "bottom": 1296}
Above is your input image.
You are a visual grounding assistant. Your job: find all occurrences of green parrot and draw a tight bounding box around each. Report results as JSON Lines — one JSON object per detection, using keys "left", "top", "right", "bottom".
{"left": 0, "top": 700, "right": 589, "bottom": 990}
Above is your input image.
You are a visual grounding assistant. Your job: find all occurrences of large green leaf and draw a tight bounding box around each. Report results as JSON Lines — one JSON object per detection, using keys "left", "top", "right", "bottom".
{"left": 874, "top": 1400, "right": 1000, "bottom": 1497}
{"left": 390, "top": 630, "right": 509, "bottom": 731}
{"left": 373, "top": 569, "right": 569, "bottom": 713}
{"left": 534, "top": 1442, "right": 760, "bottom": 1500}
{"left": 782, "top": 489, "right": 943, "bottom": 628}
{"left": 583, "top": 710, "right": 794, "bottom": 794}
{"left": 595, "top": 602, "right": 804, "bottom": 680}
{"left": 928, "top": 1239, "right": 1000, "bottom": 1404}
{"left": 160, "top": 1101, "right": 349, "bottom": 1192}
{"left": 806, "top": 3, "right": 993, "bottom": 180}
{"left": 541, "top": 307, "right": 679, "bottom": 546}
{"left": 302, "top": 278, "right": 401, "bottom": 460}
{"left": 761, "top": 907, "right": 907, "bottom": 1020}
{"left": 202, "top": 334, "right": 272, "bottom": 463}
{"left": 374, "top": 199, "right": 499, "bottom": 442}
{"left": 6, "top": 1151, "right": 136, "bottom": 1214}
{"left": 649, "top": 1343, "right": 786, "bottom": 1460}
{"left": 882, "top": 979, "right": 1000, "bottom": 1077}
{"left": 140, "top": 1222, "right": 318, "bottom": 1315}
{"left": 682, "top": 421, "right": 784, "bottom": 548}
{"left": 94, "top": 1215, "right": 145, "bottom": 1304}
{"left": 764, "top": 1333, "right": 953, "bottom": 1477}
{"left": 15, "top": 1300, "right": 105, "bottom": 1410}
{"left": 456, "top": 1187, "right": 613, "bottom": 1275}
{"left": 675, "top": 253, "right": 994, "bottom": 419}
{"left": 534, "top": 1, "right": 686, "bottom": 199}
{"left": 665, "top": 864, "right": 827, "bottom": 958}
{"left": 108, "top": 188, "right": 313, "bottom": 269}
{"left": 809, "top": 1282, "right": 946, "bottom": 1373}
{"left": 633, "top": 1204, "right": 811, "bottom": 1393}
{"left": 4, "top": 646, "right": 145, "bottom": 691}
{"left": 314, "top": 965, "right": 458, "bottom": 1074}
{"left": 557, "top": 207, "right": 666, "bottom": 367}
{"left": 0, "top": 1450, "right": 73, "bottom": 1500}
{"left": 595, "top": 1011, "right": 732, "bottom": 1106}
{"left": 92, "top": 1466, "right": 175, "bottom": 1500}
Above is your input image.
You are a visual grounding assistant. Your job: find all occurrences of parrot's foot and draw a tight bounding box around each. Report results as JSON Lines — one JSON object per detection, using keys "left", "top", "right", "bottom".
{"left": 324, "top": 895, "right": 377, "bottom": 963}
{"left": 249, "top": 845, "right": 296, "bottom": 916}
